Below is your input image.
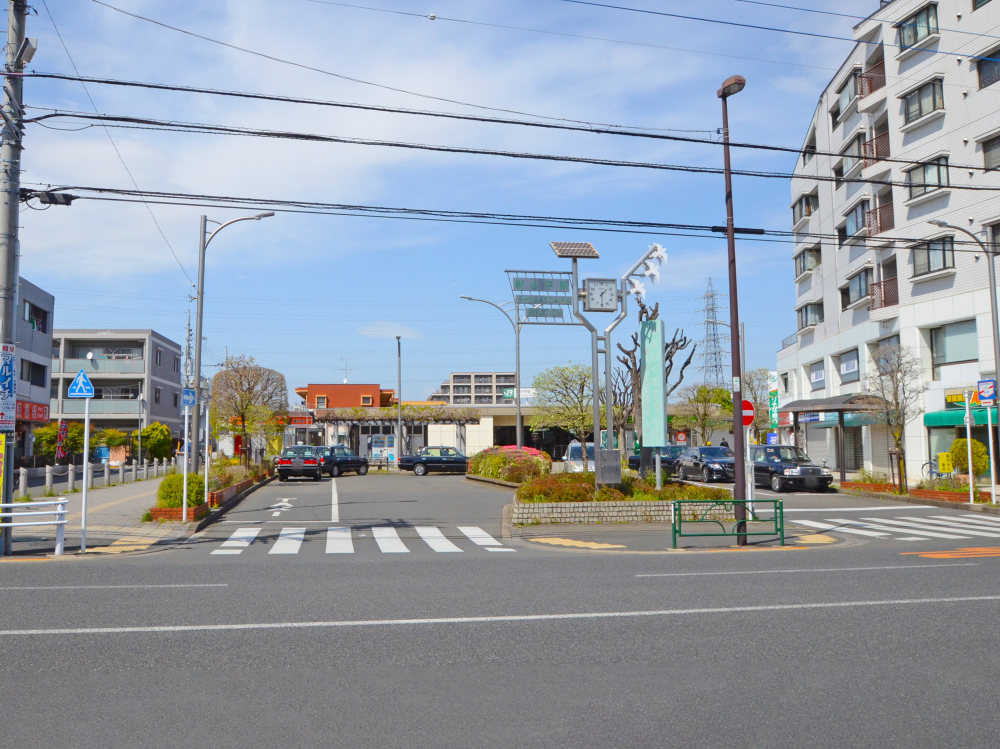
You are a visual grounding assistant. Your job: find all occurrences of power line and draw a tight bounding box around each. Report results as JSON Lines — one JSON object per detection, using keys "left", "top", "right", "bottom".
{"left": 18, "top": 73, "right": 1000, "bottom": 173}
{"left": 558, "top": 0, "right": 1000, "bottom": 62}
{"left": 29, "top": 110, "right": 1000, "bottom": 192}
{"left": 38, "top": 0, "right": 195, "bottom": 286}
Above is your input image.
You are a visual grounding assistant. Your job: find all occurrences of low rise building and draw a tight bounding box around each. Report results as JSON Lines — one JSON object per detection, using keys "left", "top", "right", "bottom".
{"left": 429, "top": 372, "right": 516, "bottom": 406}
{"left": 14, "top": 277, "right": 54, "bottom": 457}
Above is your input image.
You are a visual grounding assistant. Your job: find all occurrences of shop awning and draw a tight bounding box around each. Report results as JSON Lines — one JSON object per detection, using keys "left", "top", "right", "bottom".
{"left": 779, "top": 394, "right": 879, "bottom": 413}
{"left": 924, "top": 408, "right": 999, "bottom": 427}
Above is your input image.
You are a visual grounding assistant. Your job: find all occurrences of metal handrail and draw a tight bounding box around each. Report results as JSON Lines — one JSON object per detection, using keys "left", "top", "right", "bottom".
{"left": 0, "top": 498, "right": 68, "bottom": 554}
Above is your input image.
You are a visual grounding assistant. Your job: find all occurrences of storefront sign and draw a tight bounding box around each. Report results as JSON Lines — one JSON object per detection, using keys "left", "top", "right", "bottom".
{"left": 944, "top": 388, "right": 982, "bottom": 409}
{"left": 15, "top": 400, "right": 49, "bottom": 422}
{"left": 288, "top": 414, "right": 314, "bottom": 425}
{"left": 0, "top": 344, "right": 15, "bottom": 432}
{"left": 768, "top": 371, "right": 779, "bottom": 429}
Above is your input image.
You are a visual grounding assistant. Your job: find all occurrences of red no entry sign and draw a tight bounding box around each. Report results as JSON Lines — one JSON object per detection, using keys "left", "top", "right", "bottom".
{"left": 742, "top": 399, "right": 754, "bottom": 427}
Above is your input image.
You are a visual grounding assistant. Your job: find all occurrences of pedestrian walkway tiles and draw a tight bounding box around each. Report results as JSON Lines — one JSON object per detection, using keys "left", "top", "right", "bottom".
{"left": 210, "top": 526, "right": 513, "bottom": 556}
{"left": 791, "top": 513, "right": 1000, "bottom": 542}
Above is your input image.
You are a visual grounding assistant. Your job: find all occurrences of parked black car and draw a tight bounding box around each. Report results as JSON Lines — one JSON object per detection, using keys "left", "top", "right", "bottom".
{"left": 676, "top": 446, "right": 736, "bottom": 483}
{"left": 398, "top": 446, "right": 468, "bottom": 476}
{"left": 750, "top": 445, "right": 833, "bottom": 492}
{"left": 321, "top": 444, "right": 369, "bottom": 477}
{"left": 277, "top": 446, "right": 322, "bottom": 482}
{"left": 627, "top": 445, "right": 686, "bottom": 473}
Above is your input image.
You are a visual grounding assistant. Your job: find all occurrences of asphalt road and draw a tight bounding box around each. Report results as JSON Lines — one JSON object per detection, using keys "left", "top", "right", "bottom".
{"left": 3, "top": 473, "right": 1000, "bottom": 748}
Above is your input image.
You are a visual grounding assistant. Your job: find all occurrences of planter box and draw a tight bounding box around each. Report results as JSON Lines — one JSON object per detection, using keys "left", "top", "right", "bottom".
{"left": 512, "top": 500, "right": 732, "bottom": 526}
{"left": 149, "top": 503, "right": 210, "bottom": 522}
{"left": 910, "top": 489, "right": 977, "bottom": 503}
{"left": 207, "top": 477, "right": 260, "bottom": 508}
{"left": 842, "top": 482, "right": 897, "bottom": 494}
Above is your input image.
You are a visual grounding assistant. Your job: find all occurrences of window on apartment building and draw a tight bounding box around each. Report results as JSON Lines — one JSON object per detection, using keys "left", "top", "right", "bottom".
{"left": 94, "top": 384, "right": 139, "bottom": 400}
{"left": 979, "top": 47, "right": 1000, "bottom": 89}
{"left": 173, "top": 357, "right": 180, "bottom": 372}
{"left": 809, "top": 361, "right": 826, "bottom": 391}
{"left": 794, "top": 247, "right": 822, "bottom": 277}
{"left": 838, "top": 201, "right": 869, "bottom": 246}
{"left": 475, "top": 396, "right": 493, "bottom": 404}
{"left": 439, "top": 385, "right": 450, "bottom": 394}
{"left": 904, "top": 79, "right": 944, "bottom": 123}
{"left": 898, "top": 5, "right": 938, "bottom": 50}
{"left": 452, "top": 374, "right": 471, "bottom": 383}
{"left": 907, "top": 157, "right": 949, "bottom": 199}
{"left": 840, "top": 133, "right": 867, "bottom": 173}
{"left": 930, "top": 319, "right": 978, "bottom": 379}
{"left": 837, "top": 69, "right": 860, "bottom": 116}
{"left": 23, "top": 301, "right": 48, "bottom": 334}
{"left": 154, "top": 387, "right": 161, "bottom": 404}
{"left": 802, "top": 133, "right": 817, "bottom": 166}
{"left": 840, "top": 269, "right": 872, "bottom": 309}
{"left": 453, "top": 385, "right": 471, "bottom": 394}
{"left": 173, "top": 392, "right": 179, "bottom": 408}
{"left": 781, "top": 374, "right": 789, "bottom": 393}
{"left": 50, "top": 381, "right": 59, "bottom": 400}
{"left": 798, "top": 303, "right": 824, "bottom": 330}
{"left": 792, "top": 193, "right": 819, "bottom": 224}
{"left": 840, "top": 349, "right": 860, "bottom": 384}
{"left": 985, "top": 135, "right": 1000, "bottom": 171}
{"left": 51, "top": 340, "right": 60, "bottom": 359}
{"left": 361, "top": 395, "right": 373, "bottom": 406}
{"left": 474, "top": 374, "right": 492, "bottom": 384}
{"left": 475, "top": 385, "right": 492, "bottom": 394}
{"left": 155, "top": 349, "right": 162, "bottom": 366}
{"left": 913, "top": 237, "right": 955, "bottom": 276}
{"left": 453, "top": 396, "right": 471, "bottom": 404}
{"left": 975, "top": 0, "right": 994, "bottom": 10}
{"left": 316, "top": 396, "right": 327, "bottom": 409}
{"left": 19, "top": 359, "right": 46, "bottom": 387}
{"left": 496, "top": 374, "right": 515, "bottom": 384}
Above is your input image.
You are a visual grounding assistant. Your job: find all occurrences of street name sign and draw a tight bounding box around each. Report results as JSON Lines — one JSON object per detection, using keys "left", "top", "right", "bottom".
{"left": 66, "top": 369, "right": 95, "bottom": 398}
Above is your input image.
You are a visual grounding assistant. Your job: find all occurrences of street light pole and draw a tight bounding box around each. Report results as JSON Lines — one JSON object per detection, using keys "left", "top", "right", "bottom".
{"left": 461, "top": 296, "right": 522, "bottom": 448}
{"left": 719, "top": 74, "right": 748, "bottom": 545}
{"left": 190, "top": 211, "right": 273, "bottom": 475}
{"left": 396, "top": 335, "right": 402, "bottom": 468}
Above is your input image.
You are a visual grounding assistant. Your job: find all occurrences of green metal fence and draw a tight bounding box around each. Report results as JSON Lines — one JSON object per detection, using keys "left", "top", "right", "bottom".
{"left": 670, "top": 499, "right": 784, "bottom": 548}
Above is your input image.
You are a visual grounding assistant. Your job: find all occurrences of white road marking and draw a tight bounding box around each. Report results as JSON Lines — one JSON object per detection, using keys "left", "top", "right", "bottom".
{"left": 271, "top": 512, "right": 281, "bottom": 517}
{"left": 458, "top": 526, "right": 503, "bottom": 547}
{"left": 841, "top": 518, "right": 971, "bottom": 539}
{"left": 372, "top": 527, "right": 409, "bottom": 553}
{"left": 331, "top": 478, "right": 339, "bottom": 523}
{"left": 783, "top": 506, "right": 932, "bottom": 513}
{"left": 326, "top": 527, "right": 354, "bottom": 554}
{"left": 416, "top": 527, "right": 463, "bottom": 552}
{"left": 269, "top": 527, "right": 306, "bottom": 555}
{"left": 0, "top": 584, "right": 229, "bottom": 591}
{"left": 211, "top": 528, "right": 261, "bottom": 555}
{"left": 959, "top": 513, "right": 1000, "bottom": 524}
{"left": 9, "top": 595, "right": 1000, "bottom": 636}
{"left": 932, "top": 515, "right": 1000, "bottom": 530}
{"left": 634, "top": 563, "right": 979, "bottom": 578}
{"left": 893, "top": 516, "right": 1000, "bottom": 537}
{"left": 791, "top": 519, "right": 890, "bottom": 538}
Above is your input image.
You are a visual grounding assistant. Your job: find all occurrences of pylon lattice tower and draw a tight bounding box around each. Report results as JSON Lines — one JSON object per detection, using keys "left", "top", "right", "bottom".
{"left": 698, "top": 278, "right": 729, "bottom": 389}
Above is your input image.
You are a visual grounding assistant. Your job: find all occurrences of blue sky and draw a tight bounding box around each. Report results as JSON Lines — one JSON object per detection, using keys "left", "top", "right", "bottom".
{"left": 21, "top": 0, "right": 874, "bottom": 402}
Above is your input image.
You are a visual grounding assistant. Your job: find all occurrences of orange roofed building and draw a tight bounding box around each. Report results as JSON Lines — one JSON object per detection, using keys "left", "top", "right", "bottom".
{"left": 295, "top": 384, "right": 396, "bottom": 409}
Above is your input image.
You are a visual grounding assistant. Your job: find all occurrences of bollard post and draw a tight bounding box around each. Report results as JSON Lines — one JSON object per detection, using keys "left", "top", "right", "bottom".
{"left": 143, "top": 459, "right": 148, "bottom": 480}
{"left": 131, "top": 461, "right": 136, "bottom": 483}
{"left": 87, "top": 462, "right": 94, "bottom": 490}
{"left": 18, "top": 467, "right": 26, "bottom": 499}
{"left": 68, "top": 464, "right": 75, "bottom": 493}
{"left": 54, "top": 501, "right": 65, "bottom": 555}
{"left": 45, "top": 465, "right": 53, "bottom": 494}
{"left": 103, "top": 463, "right": 110, "bottom": 487}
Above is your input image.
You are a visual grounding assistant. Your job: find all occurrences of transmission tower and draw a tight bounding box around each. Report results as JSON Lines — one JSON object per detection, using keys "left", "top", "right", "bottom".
{"left": 698, "top": 278, "right": 729, "bottom": 388}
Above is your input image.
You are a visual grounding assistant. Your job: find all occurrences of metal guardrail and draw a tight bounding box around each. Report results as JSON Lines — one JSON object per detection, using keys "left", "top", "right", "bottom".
{"left": 670, "top": 498, "right": 784, "bottom": 549}
{"left": 781, "top": 333, "right": 798, "bottom": 349}
{"left": 0, "top": 498, "right": 67, "bottom": 555}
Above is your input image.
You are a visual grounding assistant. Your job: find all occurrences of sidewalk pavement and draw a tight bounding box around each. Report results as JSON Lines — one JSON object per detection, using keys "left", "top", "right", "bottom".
{"left": 6, "top": 474, "right": 196, "bottom": 556}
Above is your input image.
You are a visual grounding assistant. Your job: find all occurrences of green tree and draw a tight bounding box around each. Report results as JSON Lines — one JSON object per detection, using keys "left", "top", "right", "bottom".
{"left": 213, "top": 355, "right": 289, "bottom": 466}
{"left": 742, "top": 367, "right": 772, "bottom": 443}
{"left": 951, "top": 438, "right": 990, "bottom": 477}
{"left": 94, "top": 428, "right": 129, "bottom": 447}
{"left": 530, "top": 364, "right": 598, "bottom": 469}
{"left": 674, "top": 384, "right": 732, "bottom": 445}
{"left": 33, "top": 422, "right": 86, "bottom": 458}
{"left": 141, "top": 421, "right": 174, "bottom": 460}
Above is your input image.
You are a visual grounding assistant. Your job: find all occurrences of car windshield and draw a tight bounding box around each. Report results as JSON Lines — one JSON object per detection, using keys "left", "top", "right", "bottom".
{"left": 567, "top": 444, "right": 595, "bottom": 461}
{"left": 763, "top": 446, "right": 813, "bottom": 464}
{"left": 700, "top": 447, "right": 734, "bottom": 458}
{"left": 283, "top": 447, "right": 316, "bottom": 458}
{"left": 663, "top": 446, "right": 685, "bottom": 458}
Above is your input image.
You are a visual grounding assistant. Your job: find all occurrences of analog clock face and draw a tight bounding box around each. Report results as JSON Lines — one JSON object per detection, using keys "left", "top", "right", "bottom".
{"left": 585, "top": 279, "right": 618, "bottom": 312}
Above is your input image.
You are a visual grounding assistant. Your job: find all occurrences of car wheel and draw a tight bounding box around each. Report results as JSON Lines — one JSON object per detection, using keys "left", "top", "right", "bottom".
{"left": 279, "top": 474, "right": 286, "bottom": 482}
{"left": 330, "top": 465, "right": 341, "bottom": 478}
{"left": 677, "top": 466, "right": 685, "bottom": 481}
{"left": 358, "top": 464, "right": 369, "bottom": 475}
{"left": 313, "top": 471, "right": 321, "bottom": 481}
{"left": 702, "top": 468, "right": 711, "bottom": 483}
{"left": 414, "top": 463, "right": 427, "bottom": 476}
{"left": 771, "top": 473, "right": 783, "bottom": 492}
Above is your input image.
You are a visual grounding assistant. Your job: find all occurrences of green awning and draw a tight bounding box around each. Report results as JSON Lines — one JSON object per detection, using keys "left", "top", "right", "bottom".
{"left": 924, "top": 408, "right": 999, "bottom": 427}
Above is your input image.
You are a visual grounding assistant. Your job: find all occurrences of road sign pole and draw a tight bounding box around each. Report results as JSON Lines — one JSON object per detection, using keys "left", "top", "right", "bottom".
{"left": 989, "top": 404, "right": 996, "bottom": 505}
{"left": 965, "top": 391, "right": 974, "bottom": 505}
{"left": 81, "top": 396, "right": 90, "bottom": 553}
{"left": 182, "top": 405, "right": 189, "bottom": 522}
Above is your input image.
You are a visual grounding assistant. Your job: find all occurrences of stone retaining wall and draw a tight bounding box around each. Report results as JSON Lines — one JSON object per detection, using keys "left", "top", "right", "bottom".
{"left": 512, "top": 500, "right": 735, "bottom": 525}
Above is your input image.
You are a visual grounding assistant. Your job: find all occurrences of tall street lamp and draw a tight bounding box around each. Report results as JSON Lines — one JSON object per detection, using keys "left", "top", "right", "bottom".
{"left": 928, "top": 221, "right": 1000, "bottom": 388}
{"left": 718, "top": 74, "right": 748, "bottom": 545}
{"left": 190, "top": 211, "right": 273, "bottom": 474}
{"left": 460, "top": 296, "right": 523, "bottom": 448}
{"left": 396, "top": 335, "right": 402, "bottom": 468}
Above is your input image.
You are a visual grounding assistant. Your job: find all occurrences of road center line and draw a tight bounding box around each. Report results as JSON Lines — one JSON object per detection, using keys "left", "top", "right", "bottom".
{"left": 0, "top": 584, "right": 229, "bottom": 591}
{"left": 783, "top": 506, "right": 932, "bottom": 513}
{"left": 5, "top": 595, "right": 1000, "bottom": 636}
{"left": 332, "top": 478, "right": 339, "bottom": 523}
{"left": 634, "top": 563, "right": 979, "bottom": 577}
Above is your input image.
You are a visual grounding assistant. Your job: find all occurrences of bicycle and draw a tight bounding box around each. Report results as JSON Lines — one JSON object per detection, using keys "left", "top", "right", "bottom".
{"left": 921, "top": 458, "right": 944, "bottom": 481}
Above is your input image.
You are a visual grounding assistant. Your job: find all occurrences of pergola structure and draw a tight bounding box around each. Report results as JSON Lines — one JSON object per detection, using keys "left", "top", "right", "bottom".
{"left": 779, "top": 394, "right": 881, "bottom": 484}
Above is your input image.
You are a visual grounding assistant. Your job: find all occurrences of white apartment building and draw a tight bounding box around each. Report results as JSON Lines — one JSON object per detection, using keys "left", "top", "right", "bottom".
{"left": 777, "top": 0, "right": 1000, "bottom": 481}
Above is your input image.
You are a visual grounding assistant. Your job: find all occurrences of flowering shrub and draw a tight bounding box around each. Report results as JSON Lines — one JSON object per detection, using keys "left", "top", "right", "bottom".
{"left": 517, "top": 471, "right": 731, "bottom": 503}
{"left": 157, "top": 473, "right": 205, "bottom": 508}
{"left": 469, "top": 446, "right": 552, "bottom": 483}
{"left": 207, "top": 458, "right": 265, "bottom": 492}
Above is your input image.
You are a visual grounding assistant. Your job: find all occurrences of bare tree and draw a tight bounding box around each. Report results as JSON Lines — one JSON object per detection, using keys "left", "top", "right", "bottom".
{"left": 213, "top": 355, "right": 289, "bottom": 466}
{"left": 742, "top": 367, "right": 771, "bottom": 443}
{"left": 530, "top": 364, "right": 597, "bottom": 469}
{"left": 612, "top": 367, "right": 633, "bottom": 452}
{"left": 862, "top": 343, "right": 928, "bottom": 492}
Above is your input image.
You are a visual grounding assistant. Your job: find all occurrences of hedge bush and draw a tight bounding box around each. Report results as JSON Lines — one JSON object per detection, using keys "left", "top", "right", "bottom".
{"left": 156, "top": 473, "right": 206, "bottom": 508}
{"left": 469, "top": 446, "right": 551, "bottom": 483}
{"left": 950, "top": 438, "right": 990, "bottom": 477}
{"left": 516, "top": 471, "right": 731, "bottom": 503}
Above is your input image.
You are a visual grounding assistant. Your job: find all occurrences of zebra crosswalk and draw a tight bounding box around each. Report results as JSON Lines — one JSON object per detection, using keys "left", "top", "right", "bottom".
{"left": 210, "top": 525, "right": 513, "bottom": 557}
{"left": 792, "top": 512, "right": 1000, "bottom": 542}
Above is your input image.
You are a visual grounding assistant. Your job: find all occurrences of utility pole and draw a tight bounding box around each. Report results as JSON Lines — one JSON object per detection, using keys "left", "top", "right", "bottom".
{"left": 0, "top": 2, "right": 29, "bottom": 556}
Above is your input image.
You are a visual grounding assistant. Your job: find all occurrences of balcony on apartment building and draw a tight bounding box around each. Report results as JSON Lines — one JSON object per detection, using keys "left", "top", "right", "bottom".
{"left": 863, "top": 131, "right": 890, "bottom": 169}
{"left": 866, "top": 201, "right": 895, "bottom": 236}
{"left": 870, "top": 277, "right": 899, "bottom": 310}
{"left": 859, "top": 61, "right": 886, "bottom": 99}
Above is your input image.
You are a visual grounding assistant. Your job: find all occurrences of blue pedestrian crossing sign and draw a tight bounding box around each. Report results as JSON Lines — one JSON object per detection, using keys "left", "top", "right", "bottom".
{"left": 67, "top": 369, "right": 95, "bottom": 398}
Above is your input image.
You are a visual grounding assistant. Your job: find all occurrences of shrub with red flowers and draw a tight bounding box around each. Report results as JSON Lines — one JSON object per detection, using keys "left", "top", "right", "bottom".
{"left": 468, "top": 445, "right": 552, "bottom": 483}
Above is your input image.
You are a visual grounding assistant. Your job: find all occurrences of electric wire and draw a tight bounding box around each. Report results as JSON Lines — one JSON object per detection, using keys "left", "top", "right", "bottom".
{"left": 39, "top": 0, "right": 194, "bottom": 286}
{"left": 17, "top": 73, "right": 1000, "bottom": 173}
{"left": 25, "top": 110, "right": 1000, "bottom": 191}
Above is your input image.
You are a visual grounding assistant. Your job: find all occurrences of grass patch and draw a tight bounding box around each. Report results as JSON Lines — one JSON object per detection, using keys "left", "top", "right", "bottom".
{"left": 516, "top": 471, "right": 731, "bottom": 503}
